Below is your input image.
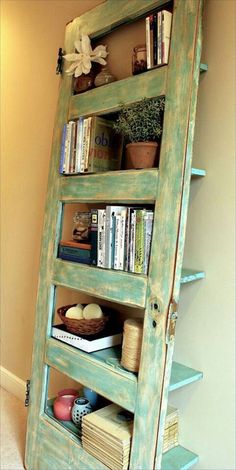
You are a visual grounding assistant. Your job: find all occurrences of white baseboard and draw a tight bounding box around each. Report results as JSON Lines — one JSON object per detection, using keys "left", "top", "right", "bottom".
{"left": 0, "top": 366, "right": 25, "bottom": 402}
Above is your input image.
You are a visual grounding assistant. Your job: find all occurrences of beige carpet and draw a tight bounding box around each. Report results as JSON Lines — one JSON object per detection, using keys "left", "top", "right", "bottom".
{"left": 0, "top": 387, "right": 27, "bottom": 470}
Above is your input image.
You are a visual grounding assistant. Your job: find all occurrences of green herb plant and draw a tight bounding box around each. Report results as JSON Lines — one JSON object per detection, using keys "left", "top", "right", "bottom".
{"left": 113, "top": 97, "right": 165, "bottom": 143}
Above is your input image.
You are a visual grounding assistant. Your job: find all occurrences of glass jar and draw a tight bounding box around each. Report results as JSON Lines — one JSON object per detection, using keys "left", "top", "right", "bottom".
{"left": 72, "top": 212, "right": 91, "bottom": 242}
{"left": 132, "top": 44, "right": 147, "bottom": 75}
{"left": 94, "top": 66, "right": 116, "bottom": 87}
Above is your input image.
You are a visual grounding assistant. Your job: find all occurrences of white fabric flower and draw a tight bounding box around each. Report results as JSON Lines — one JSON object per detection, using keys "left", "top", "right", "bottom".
{"left": 64, "top": 35, "right": 108, "bottom": 77}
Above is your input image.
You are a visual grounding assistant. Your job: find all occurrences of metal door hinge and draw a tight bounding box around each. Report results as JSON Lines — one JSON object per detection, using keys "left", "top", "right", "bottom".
{"left": 25, "top": 379, "right": 31, "bottom": 407}
{"left": 166, "top": 300, "right": 178, "bottom": 344}
{"left": 56, "top": 48, "right": 65, "bottom": 75}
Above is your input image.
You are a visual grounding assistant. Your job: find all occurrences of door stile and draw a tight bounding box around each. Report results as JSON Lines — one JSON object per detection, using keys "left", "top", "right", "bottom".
{"left": 129, "top": 1, "right": 203, "bottom": 469}
{"left": 24, "top": 21, "right": 76, "bottom": 470}
{"left": 155, "top": 3, "right": 203, "bottom": 468}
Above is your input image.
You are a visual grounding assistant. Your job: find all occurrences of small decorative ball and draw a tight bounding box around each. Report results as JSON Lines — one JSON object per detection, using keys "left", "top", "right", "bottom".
{"left": 71, "top": 397, "right": 93, "bottom": 428}
{"left": 83, "top": 303, "right": 103, "bottom": 320}
{"left": 65, "top": 306, "right": 83, "bottom": 319}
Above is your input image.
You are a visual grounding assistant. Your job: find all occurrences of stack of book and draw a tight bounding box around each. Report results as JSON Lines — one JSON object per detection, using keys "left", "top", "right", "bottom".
{"left": 59, "top": 116, "right": 123, "bottom": 175}
{"left": 163, "top": 405, "right": 179, "bottom": 453}
{"left": 146, "top": 9, "right": 173, "bottom": 69}
{"left": 52, "top": 324, "right": 123, "bottom": 353}
{"left": 82, "top": 404, "right": 133, "bottom": 470}
{"left": 82, "top": 404, "right": 178, "bottom": 469}
{"left": 58, "top": 240, "right": 91, "bottom": 264}
{"left": 92, "top": 206, "right": 154, "bottom": 274}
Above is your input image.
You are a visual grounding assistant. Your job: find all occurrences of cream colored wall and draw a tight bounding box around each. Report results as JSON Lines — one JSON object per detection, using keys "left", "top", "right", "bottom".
{"left": 0, "top": 0, "right": 103, "bottom": 381}
{"left": 0, "top": 0, "right": 235, "bottom": 468}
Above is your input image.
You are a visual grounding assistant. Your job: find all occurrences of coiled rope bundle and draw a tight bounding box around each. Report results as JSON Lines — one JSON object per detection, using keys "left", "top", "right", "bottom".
{"left": 121, "top": 318, "right": 143, "bottom": 372}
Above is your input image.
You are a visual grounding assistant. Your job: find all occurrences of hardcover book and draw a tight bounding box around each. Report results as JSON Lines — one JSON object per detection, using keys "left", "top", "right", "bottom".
{"left": 52, "top": 324, "right": 123, "bottom": 353}
{"left": 86, "top": 116, "right": 123, "bottom": 173}
{"left": 58, "top": 240, "right": 91, "bottom": 264}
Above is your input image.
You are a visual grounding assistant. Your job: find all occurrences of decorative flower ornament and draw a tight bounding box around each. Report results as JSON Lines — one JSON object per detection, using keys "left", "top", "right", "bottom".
{"left": 64, "top": 35, "right": 108, "bottom": 77}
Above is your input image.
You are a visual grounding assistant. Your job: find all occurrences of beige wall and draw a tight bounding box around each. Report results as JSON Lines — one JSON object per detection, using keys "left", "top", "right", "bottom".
{"left": 1, "top": 1, "right": 235, "bottom": 468}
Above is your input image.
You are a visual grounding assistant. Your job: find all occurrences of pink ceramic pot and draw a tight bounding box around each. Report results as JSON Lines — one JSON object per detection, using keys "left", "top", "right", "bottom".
{"left": 53, "top": 391, "right": 79, "bottom": 421}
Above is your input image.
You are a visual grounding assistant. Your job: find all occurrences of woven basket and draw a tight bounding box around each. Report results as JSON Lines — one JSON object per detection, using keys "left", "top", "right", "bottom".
{"left": 57, "top": 304, "right": 108, "bottom": 336}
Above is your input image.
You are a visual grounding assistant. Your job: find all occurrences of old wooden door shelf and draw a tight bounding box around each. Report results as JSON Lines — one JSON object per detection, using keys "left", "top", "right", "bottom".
{"left": 25, "top": 1, "right": 206, "bottom": 469}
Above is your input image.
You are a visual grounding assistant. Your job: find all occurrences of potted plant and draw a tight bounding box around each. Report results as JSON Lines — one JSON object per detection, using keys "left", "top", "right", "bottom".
{"left": 113, "top": 97, "right": 165, "bottom": 169}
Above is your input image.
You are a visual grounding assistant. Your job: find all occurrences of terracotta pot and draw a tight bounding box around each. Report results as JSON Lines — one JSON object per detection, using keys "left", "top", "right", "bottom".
{"left": 125, "top": 142, "right": 159, "bottom": 169}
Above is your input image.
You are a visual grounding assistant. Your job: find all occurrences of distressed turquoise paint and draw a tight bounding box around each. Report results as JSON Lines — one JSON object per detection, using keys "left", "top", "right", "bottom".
{"left": 60, "top": 168, "right": 205, "bottom": 204}
{"left": 69, "top": 67, "right": 167, "bottom": 119}
{"left": 25, "top": 19, "right": 78, "bottom": 470}
{"left": 72, "top": 0, "right": 167, "bottom": 39}
{"left": 45, "top": 339, "right": 137, "bottom": 412}
{"left": 60, "top": 169, "right": 159, "bottom": 204}
{"left": 170, "top": 362, "right": 203, "bottom": 392}
{"left": 52, "top": 259, "right": 147, "bottom": 308}
{"left": 25, "top": 0, "right": 205, "bottom": 468}
{"left": 161, "top": 446, "right": 199, "bottom": 470}
{"left": 53, "top": 259, "right": 204, "bottom": 308}
{"left": 129, "top": 1, "right": 204, "bottom": 469}
{"left": 38, "top": 415, "right": 108, "bottom": 470}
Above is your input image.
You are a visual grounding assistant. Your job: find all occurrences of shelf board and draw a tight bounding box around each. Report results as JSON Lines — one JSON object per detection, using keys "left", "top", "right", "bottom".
{"left": 45, "top": 339, "right": 137, "bottom": 412}
{"left": 44, "top": 407, "right": 198, "bottom": 470}
{"left": 180, "top": 269, "right": 205, "bottom": 284}
{"left": 69, "top": 67, "right": 167, "bottom": 119}
{"left": 169, "top": 362, "right": 203, "bottom": 392}
{"left": 53, "top": 259, "right": 205, "bottom": 308}
{"left": 52, "top": 259, "right": 147, "bottom": 308}
{"left": 59, "top": 167, "right": 205, "bottom": 204}
{"left": 45, "top": 339, "right": 203, "bottom": 413}
{"left": 162, "top": 445, "right": 199, "bottom": 470}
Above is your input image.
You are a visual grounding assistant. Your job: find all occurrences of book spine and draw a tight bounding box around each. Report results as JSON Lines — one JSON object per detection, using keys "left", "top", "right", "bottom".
{"left": 158, "top": 11, "right": 162, "bottom": 65}
{"left": 97, "top": 209, "right": 106, "bottom": 268}
{"left": 59, "top": 123, "right": 67, "bottom": 174}
{"left": 118, "top": 209, "right": 127, "bottom": 270}
{"left": 146, "top": 16, "right": 151, "bottom": 69}
{"left": 153, "top": 12, "right": 158, "bottom": 66}
{"left": 111, "top": 213, "right": 116, "bottom": 269}
{"left": 80, "top": 118, "right": 88, "bottom": 173}
{"left": 91, "top": 209, "right": 98, "bottom": 266}
{"left": 59, "top": 246, "right": 91, "bottom": 260}
{"left": 129, "top": 210, "right": 136, "bottom": 273}
{"left": 84, "top": 116, "right": 92, "bottom": 172}
{"left": 124, "top": 207, "right": 131, "bottom": 272}
{"left": 75, "top": 117, "right": 84, "bottom": 173}
{"left": 59, "top": 253, "right": 91, "bottom": 264}
{"left": 135, "top": 210, "right": 145, "bottom": 273}
{"left": 149, "top": 14, "right": 154, "bottom": 69}
{"left": 162, "top": 10, "right": 172, "bottom": 64}
{"left": 104, "top": 206, "right": 112, "bottom": 269}
{"left": 144, "top": 211, "right": 154, "bottom": 275}
{"left": 69, "top": 121, "right": 76, "bottom": 173}
{"left": 114, "top": 214, "right": 121, "bottom": 270}
{"left": 64, "top": 122, "right": 72, "bottom": 174}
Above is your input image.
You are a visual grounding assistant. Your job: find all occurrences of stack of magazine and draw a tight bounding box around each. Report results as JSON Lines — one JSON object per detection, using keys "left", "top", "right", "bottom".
{"left": 82, "top": 404, "right": 178, "bottom": 469}
{"left": 82, "top": 404, "right": 133, "bottom": 470}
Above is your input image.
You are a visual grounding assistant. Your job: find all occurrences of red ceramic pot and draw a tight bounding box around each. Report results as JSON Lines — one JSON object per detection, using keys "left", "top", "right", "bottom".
{"left": 53, "top": 391, "right": 79, "bottom": 421}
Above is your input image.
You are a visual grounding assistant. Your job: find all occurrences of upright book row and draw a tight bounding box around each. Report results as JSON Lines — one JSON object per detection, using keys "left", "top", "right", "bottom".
{"left": 58, "top": 206, "right": 154, "bottom": 275}
{"left": 146, "top": 9, "right": 173, "bottom": 69}
{"left": 59, "top": 117, "right": 123, "bottom": 175}
{"left": 92, "top": 206, "right": 154, "bottom": 274}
